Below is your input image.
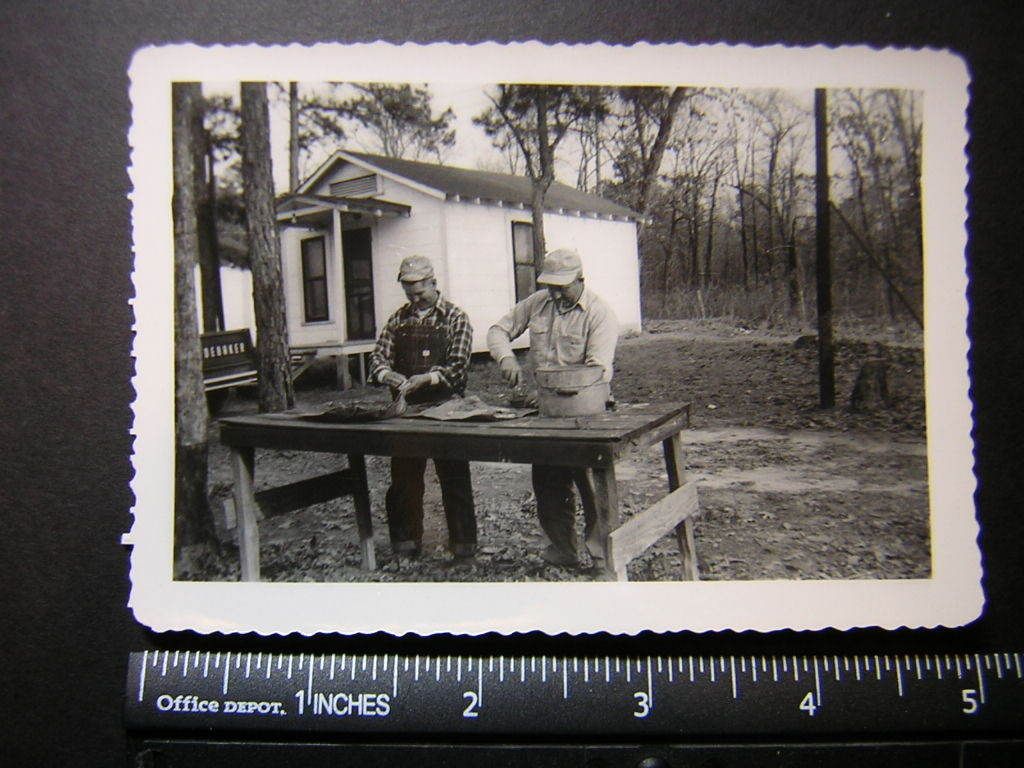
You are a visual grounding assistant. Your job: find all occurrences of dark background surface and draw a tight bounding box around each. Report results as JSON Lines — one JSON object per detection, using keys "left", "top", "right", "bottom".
{"left": 1, "top": 2, "right": 1021, "bottom": 765}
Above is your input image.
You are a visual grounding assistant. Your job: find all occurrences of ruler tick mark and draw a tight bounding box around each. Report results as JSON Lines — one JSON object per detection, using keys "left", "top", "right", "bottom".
{"left": 955, "top": 656, "right": 963, "bottom": 679}
{"left": 138, "top": 651, "right": 147, "bottom": 702}
{"left": 731, "top": 657, "right": 738, "bottom": 699}
{"left": 975, "top": 654, "right": 986, "bottom": 704}
{"left": 393, "top": 657, "right": 398, "bottom": 699}
{"left": 222, "top": 653, "right": 230, "bottom": 696}
{"left": 1015, "top": 653, "right": 1022, "bottom": 679}
{"left": 182, "top": 651, "right": 189, "bottom": 677}
{"left": 331, "top": 654, "right": 336, "bottom": 681}
{"left": 203, "top": 652, "right": 210, "bottom": 679}
{"left": 813, "top": 658, "right": 822, "bottom": 707}
{"left": 245, "top": 653, "right": 251, "bottom": 679}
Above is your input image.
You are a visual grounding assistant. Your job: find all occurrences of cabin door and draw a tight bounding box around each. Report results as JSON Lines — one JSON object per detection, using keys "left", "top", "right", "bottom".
{"left": 341, "top": 228, "right": 376, "bottom": 341}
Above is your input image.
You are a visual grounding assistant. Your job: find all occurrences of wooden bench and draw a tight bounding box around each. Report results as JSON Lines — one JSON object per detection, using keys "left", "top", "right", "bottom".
{"left": 201, "top": 329, "right": 318, "bottom": 412}
{"left": 202, "top": 329, "right": 258, "bottom": 392}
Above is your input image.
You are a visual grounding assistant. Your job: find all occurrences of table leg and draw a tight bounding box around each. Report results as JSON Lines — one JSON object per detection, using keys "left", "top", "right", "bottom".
{"left": 337, "top": 353, "right": 353, "bottom": 390}
{"left": 663, "top": 433, "right": 698, "bottom": 580}
{"left": 347, "top": 454, "right": 376, "bottom": 570}
{"left": 588, "top": 465, "right": 621, "bottom": 581}
{"left": 230, "top": 446, "right": 261, "bottom": 582}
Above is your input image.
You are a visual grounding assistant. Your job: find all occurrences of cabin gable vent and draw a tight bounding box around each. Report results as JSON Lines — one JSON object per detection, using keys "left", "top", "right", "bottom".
{"left": 330, "top": 173, "right": 380, "bottom": 198}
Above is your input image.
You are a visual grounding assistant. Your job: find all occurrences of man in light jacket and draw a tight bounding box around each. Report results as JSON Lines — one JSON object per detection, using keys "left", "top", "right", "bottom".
{"left": 487, "top": 248, "right": 619, "bottom": 570}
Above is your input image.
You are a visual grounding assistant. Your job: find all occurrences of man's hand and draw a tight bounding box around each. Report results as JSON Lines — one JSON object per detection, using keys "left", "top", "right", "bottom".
{"left": 381, "top": 370, "right": 407, "bottom": 389}
{"left": 401, "top": 373, "right": 434, "bottom": 395}
{"left": 498, "top": 356, "right": 522, "bottom": 388}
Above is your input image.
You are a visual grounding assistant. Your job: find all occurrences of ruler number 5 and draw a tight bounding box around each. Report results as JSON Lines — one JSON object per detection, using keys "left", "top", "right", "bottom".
{"left": 463, "top": 691, "right": 480, "bottom": 718}
{"left": 961, "top": 688, "right": 980, "bottom": 715}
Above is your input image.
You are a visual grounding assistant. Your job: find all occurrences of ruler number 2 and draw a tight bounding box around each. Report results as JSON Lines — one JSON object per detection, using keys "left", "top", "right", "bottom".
{"left": 463, "top": 691, "right": 480, "bottom": 718}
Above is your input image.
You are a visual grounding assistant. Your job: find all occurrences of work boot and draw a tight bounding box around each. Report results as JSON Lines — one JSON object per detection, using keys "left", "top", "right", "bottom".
{"left": 541, "top": 544, "right": 579, "bottom": 567}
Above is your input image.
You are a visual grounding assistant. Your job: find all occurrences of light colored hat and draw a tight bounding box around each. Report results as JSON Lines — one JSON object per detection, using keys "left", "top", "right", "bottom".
{"left": 536, "top": 248, "right": 583, "bottom": 286}
{"left": 397, "top": 254, "right": 434, "bottom": 283}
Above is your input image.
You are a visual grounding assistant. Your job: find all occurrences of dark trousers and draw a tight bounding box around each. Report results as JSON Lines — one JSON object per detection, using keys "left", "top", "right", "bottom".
{"left": 385, "top": 457, "right": 476, "bottom": 556}
{"left": 531, "top": 465, "right": 608, "bottom": 566}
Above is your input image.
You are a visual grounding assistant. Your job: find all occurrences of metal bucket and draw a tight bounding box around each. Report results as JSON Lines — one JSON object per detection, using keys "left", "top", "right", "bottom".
{"left": 535, "top": 365, "right": 609, "bottom": 417}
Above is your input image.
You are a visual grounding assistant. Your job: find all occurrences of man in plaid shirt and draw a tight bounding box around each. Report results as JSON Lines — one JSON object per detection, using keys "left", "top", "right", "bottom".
{"left": 369, "top": 255, "right": 476, "bottom": 561}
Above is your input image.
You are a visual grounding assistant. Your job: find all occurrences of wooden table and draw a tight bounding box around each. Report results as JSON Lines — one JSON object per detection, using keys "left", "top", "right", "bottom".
{"left": 219, "top": 402, "right": 698, "bottom": 582}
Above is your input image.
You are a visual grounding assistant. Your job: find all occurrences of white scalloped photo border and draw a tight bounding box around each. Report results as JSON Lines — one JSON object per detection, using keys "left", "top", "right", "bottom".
{"left": 126, "top": 41, "right": 978, "bottom": 635}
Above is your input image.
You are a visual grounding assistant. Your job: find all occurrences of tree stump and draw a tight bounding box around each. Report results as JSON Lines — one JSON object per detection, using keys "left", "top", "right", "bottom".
{"left": 850, "top": 358, "right": 893, "bottom": 412}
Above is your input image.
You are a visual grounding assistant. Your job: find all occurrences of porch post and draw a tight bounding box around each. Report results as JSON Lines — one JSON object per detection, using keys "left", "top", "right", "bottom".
{"left": 332, "top": 207, "right": 352, "bottom": 389}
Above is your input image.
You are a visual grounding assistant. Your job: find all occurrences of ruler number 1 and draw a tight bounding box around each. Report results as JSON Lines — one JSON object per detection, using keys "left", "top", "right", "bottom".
{"left": 799, "top": 692, "right": 818, "bottom": 717}
{"left": 463, "top": 691, "right": 480, "bottom": 718}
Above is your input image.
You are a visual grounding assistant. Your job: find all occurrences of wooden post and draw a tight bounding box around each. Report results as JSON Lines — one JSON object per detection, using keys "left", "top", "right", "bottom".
{"left": 814, "top": 87, "right": 836, "bottom": 408}
{"left": 347, "top": 454, "right": 376, "bottom": 570}
{"left": 229, "top": 446, "right": 261, "bottom": 581}
{"left": 337, "top": 353, "right": 353, "bottom": 391}
{"left": 589, "top": 465, "right": 620, "bottom": 581}
{"left": 663, "top": 433, "right": 698, "bottom": 580}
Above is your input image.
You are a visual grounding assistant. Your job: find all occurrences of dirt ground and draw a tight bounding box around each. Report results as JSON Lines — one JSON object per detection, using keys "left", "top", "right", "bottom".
{"left": 182, "top": 319, "right": 929, "bottom": 583}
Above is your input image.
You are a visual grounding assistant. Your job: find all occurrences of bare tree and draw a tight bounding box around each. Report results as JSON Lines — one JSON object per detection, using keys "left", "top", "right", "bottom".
{"left": 475, "top": 85, "right": 607, "bottom": 260}
{"left": 240, "top": 82, "right": 295, "bottom": 413}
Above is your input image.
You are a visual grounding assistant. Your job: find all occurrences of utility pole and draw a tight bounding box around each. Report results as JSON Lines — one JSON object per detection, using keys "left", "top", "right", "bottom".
{"left": 814, "top": 88, "right": 835, "bottom": 407}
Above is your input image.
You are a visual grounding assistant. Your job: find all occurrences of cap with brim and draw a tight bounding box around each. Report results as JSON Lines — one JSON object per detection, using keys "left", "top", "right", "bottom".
{"left": 397, "top": 254, "right": 434, "bottom": 282}
{"left": 536, "top": 248, "right": 583, "bottom": 286}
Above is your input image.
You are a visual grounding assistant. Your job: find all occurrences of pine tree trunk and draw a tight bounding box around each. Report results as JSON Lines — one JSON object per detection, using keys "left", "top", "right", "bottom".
{"left": 240, "top": 82, "right": 295, "bottom": 413}
{"left": 288, "top": 82, "right": 300, "bottom": 191}
{"left": 172, "top": 82, "right": 217, "bottom": 554}
{"left": 192, "top": 92, "right": 224, "bottom": 332}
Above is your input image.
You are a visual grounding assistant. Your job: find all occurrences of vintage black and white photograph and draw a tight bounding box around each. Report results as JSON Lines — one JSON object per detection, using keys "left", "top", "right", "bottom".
{"left": 126, "top": 43, "right": 979, "bottom": 635}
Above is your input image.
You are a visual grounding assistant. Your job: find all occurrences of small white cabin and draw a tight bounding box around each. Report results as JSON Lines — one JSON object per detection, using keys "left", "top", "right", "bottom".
{"left": 274, "top": 151, "right": 642, "bottom": 358}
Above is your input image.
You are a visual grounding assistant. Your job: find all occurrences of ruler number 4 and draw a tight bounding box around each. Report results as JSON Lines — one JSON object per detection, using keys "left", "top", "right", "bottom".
{"left": 799, "top": 692, "right": 818, "bottom": 717}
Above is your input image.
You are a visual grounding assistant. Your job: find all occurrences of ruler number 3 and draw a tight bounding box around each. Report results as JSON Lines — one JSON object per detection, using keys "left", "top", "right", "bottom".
{"left": 633, "top": 692, "right": 651, "bottom": 718}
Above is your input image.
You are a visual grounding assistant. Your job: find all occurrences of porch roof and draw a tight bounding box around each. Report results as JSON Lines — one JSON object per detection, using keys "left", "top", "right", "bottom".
{"left": 275, "top": 192, "right": 411, "bottom": 227}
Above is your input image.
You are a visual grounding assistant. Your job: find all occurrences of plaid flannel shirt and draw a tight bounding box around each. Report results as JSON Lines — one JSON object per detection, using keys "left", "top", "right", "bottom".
{"left": 369, "top": 295, "right": 473, "bottom": 393}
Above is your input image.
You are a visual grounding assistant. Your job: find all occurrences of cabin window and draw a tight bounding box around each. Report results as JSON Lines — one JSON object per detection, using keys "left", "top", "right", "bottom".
{"left": 301, "top": 236, "right": 329, "bottom": 322}
{"left": 511, "top": 222, "right": 536, "bottom": 302}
